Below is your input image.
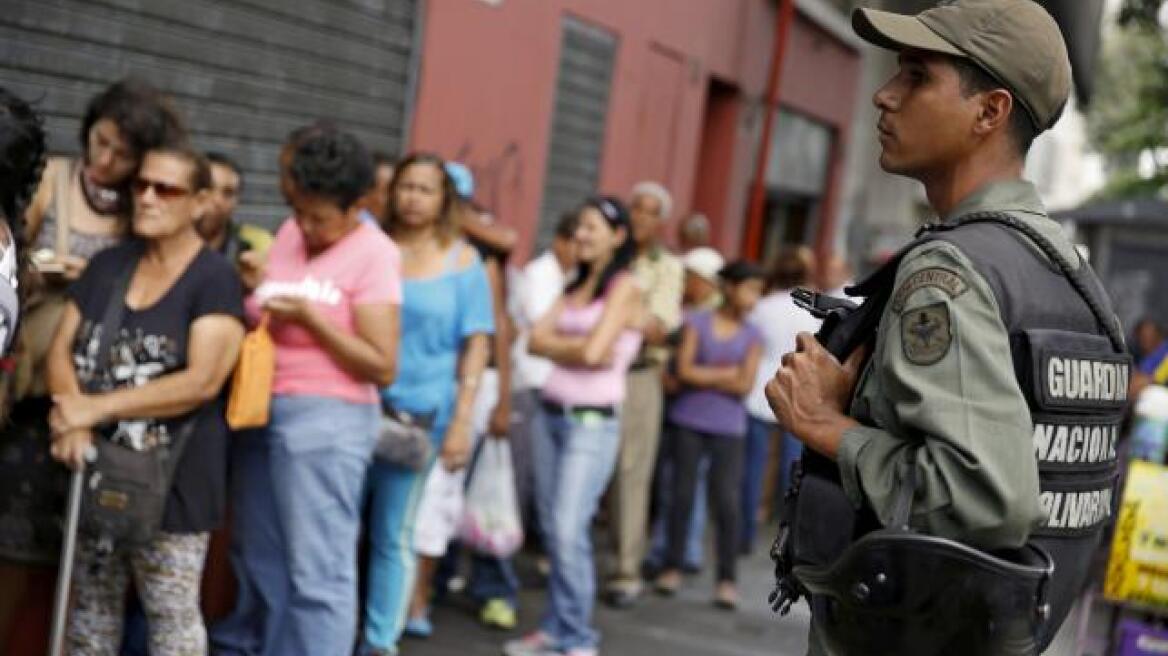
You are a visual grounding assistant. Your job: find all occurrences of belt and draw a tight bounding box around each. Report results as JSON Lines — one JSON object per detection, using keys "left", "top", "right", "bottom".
{"left": 541, "top": 399, "right": 616, "bottom": 418}
{"left": 630, "top": 357, "right": 664, "bottom": 371}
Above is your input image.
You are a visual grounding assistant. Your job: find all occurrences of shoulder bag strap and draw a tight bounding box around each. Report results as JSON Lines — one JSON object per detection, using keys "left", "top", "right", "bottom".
{"left": 443, "top": 239, "right": 466, "bottom": 275}
{"left": 90, "top": 250, "right": 139, "bottom": 389}
{"left": 51, "top": 161, "right": 76, "bottom": 257}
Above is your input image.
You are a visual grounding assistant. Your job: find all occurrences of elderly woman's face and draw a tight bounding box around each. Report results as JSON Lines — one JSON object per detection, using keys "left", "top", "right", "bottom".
{"left": 85, "top": 118, "right": 137, "bottom": 187}
{"left": 132, "top": 152, "right": 205, "bottom": 240}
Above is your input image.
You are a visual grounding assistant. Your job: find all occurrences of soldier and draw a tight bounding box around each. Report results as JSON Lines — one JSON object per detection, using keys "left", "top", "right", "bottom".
{"left": 766, "top": 1, "right": 1129, "bottom": 655}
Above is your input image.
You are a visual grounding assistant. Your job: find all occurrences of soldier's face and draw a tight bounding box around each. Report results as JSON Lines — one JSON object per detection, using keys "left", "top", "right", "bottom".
{"left": 873, "top": 51, "right": 981, "bottom": 177}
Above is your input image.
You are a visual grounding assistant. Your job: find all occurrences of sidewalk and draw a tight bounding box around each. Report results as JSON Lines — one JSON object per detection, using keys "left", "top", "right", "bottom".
{"left": 401, "top": 544, "right": 812, "bottom": 656}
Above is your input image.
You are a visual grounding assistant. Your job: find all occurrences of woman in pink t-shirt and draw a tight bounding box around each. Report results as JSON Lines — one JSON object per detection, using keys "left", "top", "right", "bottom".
{"left": 212, "top": 125, "right": 401, "bottom": 656}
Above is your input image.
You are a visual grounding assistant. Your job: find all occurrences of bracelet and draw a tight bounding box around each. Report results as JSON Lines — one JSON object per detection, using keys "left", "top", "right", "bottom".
{"left": 460, "top": 374, "right": 481, "bottom": 390}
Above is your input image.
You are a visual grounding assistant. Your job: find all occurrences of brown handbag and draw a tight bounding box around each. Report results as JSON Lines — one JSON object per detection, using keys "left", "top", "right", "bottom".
{"left": 79, "top": 249, "right": 196, "bottom": 546}
{"left": 226, "top": 313, "right": 275, "bottom": 430}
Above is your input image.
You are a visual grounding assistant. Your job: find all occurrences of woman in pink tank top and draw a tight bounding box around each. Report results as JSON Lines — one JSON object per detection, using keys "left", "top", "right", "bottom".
{"left": 503, "top": 197, "right": 641, "bottom": 656}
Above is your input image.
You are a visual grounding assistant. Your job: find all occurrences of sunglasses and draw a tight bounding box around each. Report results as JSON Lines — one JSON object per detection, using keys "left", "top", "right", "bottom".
{"left": 132, "top": 178, "right": 192, "bottom": 200}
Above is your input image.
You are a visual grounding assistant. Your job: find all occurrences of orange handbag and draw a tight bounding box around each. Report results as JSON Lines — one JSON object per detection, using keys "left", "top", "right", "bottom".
{"left": 226, "top": 313, "right": 275, "bottom": 430}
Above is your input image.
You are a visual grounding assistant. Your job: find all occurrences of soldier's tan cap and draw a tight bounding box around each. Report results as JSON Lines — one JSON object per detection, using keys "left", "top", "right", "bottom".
{"left": 852, "top": 0, "right": 1071, "bottom": 131}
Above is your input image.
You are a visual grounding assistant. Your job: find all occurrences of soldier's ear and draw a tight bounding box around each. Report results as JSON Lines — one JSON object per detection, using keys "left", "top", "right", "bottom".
{"left": 973, "top": 89, "right": 1013, "bottom": 139}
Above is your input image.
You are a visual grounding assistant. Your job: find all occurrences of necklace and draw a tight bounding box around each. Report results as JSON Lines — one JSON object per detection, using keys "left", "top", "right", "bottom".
{"left": 80, "top": 169, "right": 124, "bottom": 215}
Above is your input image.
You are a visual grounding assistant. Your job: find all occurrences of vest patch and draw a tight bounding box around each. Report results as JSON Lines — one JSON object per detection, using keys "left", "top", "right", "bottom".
{"left": 900, "top": 302, "right": 951, "bottom": 365}
{"left": 1032, "top": 418, "right": 1120, "bottom": 471}
{"left": 891, "top": 267, "right": 969, "bottom": 312}
{"left": 1038, "top": 486, "right": 1113, "bottom": 535}
{"left": 1024, "top": 329, "right": 1133, "bottom": 413}
{"left": 1045, "top": 357, "right": 1130, "bottom": 404}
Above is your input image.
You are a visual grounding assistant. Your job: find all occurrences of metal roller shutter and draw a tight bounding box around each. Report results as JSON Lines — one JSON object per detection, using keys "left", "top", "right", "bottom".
{"left": 536, "top": 16, "right": 616, "bottom": 250}
{"left": 0, "top": 0, "right": 421, "bottom": 229}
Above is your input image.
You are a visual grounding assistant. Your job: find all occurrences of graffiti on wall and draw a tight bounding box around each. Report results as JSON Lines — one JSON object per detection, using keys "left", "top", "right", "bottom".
{"left": 454, "top": 140, "right": 525, "bottom": 221}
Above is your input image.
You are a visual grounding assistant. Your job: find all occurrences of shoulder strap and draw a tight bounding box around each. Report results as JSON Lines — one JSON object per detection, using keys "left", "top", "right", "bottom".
{"left": 921, "top": 211, "right": 1125, "bottom": 354}
{"left": 443, "top": 239, "right": 466, "bottom": 275}
{"left": 92, "top": 248, "right": 140, "bottom": 383}
{"left": 51, "top": 160, "right": 75, "bottom": 256}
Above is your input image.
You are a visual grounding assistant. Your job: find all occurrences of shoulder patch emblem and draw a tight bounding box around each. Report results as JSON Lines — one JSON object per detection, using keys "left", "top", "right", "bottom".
{"left": 901, "top": 302, "right": 952, "bottom": 366}
{"left": 891, "top": 267, "right": 968, "bottom": 313}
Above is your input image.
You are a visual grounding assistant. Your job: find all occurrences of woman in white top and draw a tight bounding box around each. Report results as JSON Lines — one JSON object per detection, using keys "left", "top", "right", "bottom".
{"left": 741, "top": 247, "right": 821, "bottom": 552}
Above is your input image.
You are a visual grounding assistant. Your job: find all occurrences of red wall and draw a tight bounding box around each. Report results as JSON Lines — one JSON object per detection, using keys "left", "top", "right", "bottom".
{"left": 410, "top": 0, "right": 859, "bottom": 262}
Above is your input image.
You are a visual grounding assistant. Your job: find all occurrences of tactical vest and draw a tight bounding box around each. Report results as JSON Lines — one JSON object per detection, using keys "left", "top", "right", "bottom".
{"left": 772, "top": 212, "right": 1128, "bottom": 654}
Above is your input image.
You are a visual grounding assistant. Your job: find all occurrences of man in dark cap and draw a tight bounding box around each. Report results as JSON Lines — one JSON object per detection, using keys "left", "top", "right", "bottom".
{"left": 766, "top": 1, "right": 1128, "bottom": 654}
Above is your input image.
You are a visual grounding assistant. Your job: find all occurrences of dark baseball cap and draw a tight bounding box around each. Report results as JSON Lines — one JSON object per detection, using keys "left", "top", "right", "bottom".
{"left": 719, "top": 259, "right": 765, "bottom": 283}
{"left": 852, "top": 0, "right": 1071, "bottom": 131}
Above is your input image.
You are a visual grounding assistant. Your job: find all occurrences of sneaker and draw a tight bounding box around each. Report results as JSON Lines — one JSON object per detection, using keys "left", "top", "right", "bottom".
{"left": 403, "top": 615, "right": 433, "bottom": 639}
{"left": 502, "top": 631, "right": 556, "bottom": 656}
{"left": 481, "top": 598, "right": 518, "bottom": 630}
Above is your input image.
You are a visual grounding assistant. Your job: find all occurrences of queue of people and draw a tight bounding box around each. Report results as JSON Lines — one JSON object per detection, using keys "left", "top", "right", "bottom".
{"left": 0, "top": 78, "right": 849, "bottom": 656}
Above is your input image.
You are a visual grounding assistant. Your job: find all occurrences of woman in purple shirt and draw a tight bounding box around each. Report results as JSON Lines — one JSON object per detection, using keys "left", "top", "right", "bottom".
{"left": 654, "top": 260, "right": 764, "bottom": 609}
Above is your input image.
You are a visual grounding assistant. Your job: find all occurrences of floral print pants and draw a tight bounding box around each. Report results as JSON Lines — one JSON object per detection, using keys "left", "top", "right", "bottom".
{"left": 67, "top": 531, "right": 209, "bottom": 656}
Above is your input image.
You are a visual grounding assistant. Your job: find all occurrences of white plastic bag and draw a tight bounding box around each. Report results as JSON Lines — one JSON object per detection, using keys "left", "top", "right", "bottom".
{"left": 459, "top": 438, "right": 524, "bottom": 558}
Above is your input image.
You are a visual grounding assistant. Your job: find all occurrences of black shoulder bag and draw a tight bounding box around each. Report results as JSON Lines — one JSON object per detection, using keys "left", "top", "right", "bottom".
{"left": 79, "top": 253, "right": 196, "bottom": 547}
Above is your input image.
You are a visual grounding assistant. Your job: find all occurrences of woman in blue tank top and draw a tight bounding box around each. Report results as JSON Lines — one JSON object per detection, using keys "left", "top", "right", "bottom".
{"left": 360, "top": 153, "right": 493, "bottom": 656}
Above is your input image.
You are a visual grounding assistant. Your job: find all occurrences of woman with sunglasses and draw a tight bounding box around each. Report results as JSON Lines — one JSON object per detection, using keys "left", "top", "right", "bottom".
{"left": 45, "top": 146, "right": 245, "bottom": 653}
{"left": 212, "top": 125, "right": 401, "bottom": 656}
{"left": 504, "top": 197, "right": 642, "bottom": 656}
{"left": 0, "top": 80, "right": 184, "bottom": 653}
{"left": 360, "top": 153, "right": 492, "bottom": 656}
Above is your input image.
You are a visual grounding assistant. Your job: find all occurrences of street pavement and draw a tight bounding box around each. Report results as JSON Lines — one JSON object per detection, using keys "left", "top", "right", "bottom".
{"left": 399, "top": 542, "right": 811, "bottom": 656}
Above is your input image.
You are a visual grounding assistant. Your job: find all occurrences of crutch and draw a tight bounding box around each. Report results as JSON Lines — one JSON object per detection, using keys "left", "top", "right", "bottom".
{"left": 49, "top": 448, "right": 92, "bottom": 656}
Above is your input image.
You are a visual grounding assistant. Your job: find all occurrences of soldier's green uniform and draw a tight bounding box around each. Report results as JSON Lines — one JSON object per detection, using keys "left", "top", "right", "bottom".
{"left": 838, "top": 181, "right": 1076, "bottom": 549}
{"left": 806, "top": 180, "right": 1084, "bottom": 656}
{"left": 781, "top": 2, "right": 1129, "bottom": 655}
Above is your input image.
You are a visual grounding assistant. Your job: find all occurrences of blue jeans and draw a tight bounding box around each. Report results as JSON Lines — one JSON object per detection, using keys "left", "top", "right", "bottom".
{"left": 469, "top": 553, "right": 520, "bottom": 606}
{"left": 739, "top": 416, "right": 776, "bottom": 551}
{"left": 533, "top": 407, "right": 621, "bottom": 651}
{"left": 361, "top": 438, "right": 440, "bottom": 652}
{"left": 211, "top": 395, "right": 378, "bottom": 656}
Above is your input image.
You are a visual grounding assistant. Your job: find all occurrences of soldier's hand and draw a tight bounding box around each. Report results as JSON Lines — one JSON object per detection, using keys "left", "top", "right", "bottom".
{"left": 765, "top": 332, "right": 864, "bottom": 458}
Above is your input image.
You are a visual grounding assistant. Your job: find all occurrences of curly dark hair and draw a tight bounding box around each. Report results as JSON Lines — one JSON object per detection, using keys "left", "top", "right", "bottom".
{"left": 0, "top": 87, "right": 47, "bottom": 239}
{"left": 287, "top": 125, "right": 373, "bottom": 211}
{"left": 80, "top": 78, "right": 187, "bottom": 167}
